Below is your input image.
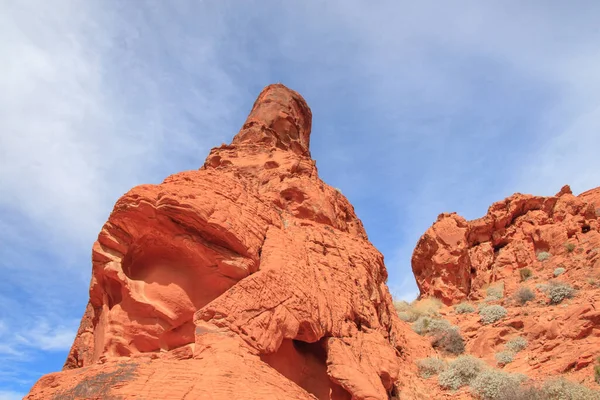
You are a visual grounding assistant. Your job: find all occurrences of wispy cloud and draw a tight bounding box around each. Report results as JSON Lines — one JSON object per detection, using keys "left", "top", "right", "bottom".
{"left": 0, "top": 390, "right": 26, "bottom": 400}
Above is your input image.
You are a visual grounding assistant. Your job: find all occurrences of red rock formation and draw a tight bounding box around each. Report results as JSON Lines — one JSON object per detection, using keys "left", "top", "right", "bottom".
{"left": 413, "top": 185, "right": 600, "bottom": 389}
{"left": 27, "top": 84, "right": 433, "bottom": 400}
{"left": 412, "top": 185, "right": 599, "bottom": 304}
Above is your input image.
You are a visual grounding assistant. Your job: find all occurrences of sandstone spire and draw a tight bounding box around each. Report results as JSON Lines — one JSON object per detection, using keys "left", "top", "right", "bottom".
{"left": 232, "top": 83, "right": 312, "bottom": 156}
{"left": 26, "top": 84, "right": 432, "bottom": 400}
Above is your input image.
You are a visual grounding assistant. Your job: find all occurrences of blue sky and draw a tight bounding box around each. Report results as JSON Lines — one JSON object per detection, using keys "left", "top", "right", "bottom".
{"left": 1, "top": 1, "right": 600, "bottom": 398}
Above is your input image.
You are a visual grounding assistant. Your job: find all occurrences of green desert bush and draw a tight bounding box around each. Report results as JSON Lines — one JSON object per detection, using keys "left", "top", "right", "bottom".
{"left": 396, "top": 297, "right": 443, "bottom": 322}
{"left": 493, "top": 384, "right": 546, "bottom": 400}
{"left": 479, "top": 305, "right": 508, "bottom": 325}
{"left": 514, "top": 287, "right": 536, "bottom": 305}
{"left": 470, "top": 369, "right": 527, "bottom": 400}
{"left": 394, "top": 300, "right": 419, "bottom": 322}
{"left": 432, "top": 327, "right": 465, "bottom": 355}
{"left": 486, "top": 284, "right": 505, "bottom": 300}
{"left": 595, "top": 364, "right": 600, "bottom": 385}
{"left": 519, "top": 268, "right": 533, "bottom": 281}
{"left": 544, "top": 281, "right": 575, "bottom": 304}
{"left": 492, "top": 378, "right": 600, "bottom": 400}
{"left": 565, "top": 242, "right": 576, "bottom": 253}
{"left": 416, "top": 357, "right": 447, "bottom": 378}
{"left": 505, "top": 336, "right": 528, "bottom": 353}
{"left": 397, "top": 311, "right": 418, "bottom": 322}
{"left": 541, "top": 377, "right": 600, "bottom": 400}
{"left": 412, "top": 316, "right": 453, "bottom": 336}
{"left": 537, "top": 251, "right": 552, "bottom": 261}
{"left": 554, "top": 267, "right": 566, "bottom": 277}
{"left": 455, "top": 302, "right": 476, "bottom": 314}
{"left": 495, "top": 351, "right": 515, "bottom": 367}
{"left": 438, "top": 355, "right": 487, "bottom": 390}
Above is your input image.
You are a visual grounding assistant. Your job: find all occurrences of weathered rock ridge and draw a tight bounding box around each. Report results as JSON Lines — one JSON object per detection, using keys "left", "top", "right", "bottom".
{"left": 412, "top": 185, "right": 600, "bottom": 305}
{"left": 412, "top": 185, "right": 600, "bottom": 390}
{"left": 27, "top": 84, "right": 432, "bottom": 400}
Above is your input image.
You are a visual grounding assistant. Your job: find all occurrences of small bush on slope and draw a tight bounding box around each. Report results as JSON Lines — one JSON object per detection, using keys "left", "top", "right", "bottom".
{"left": 505, "top": 336, "right": 528, "bottom": 353}
{"left": 432, "top": 327, "right": 465, "bottom": 355}
{"left": 412, "top": 316, "right": 452, "bottom": 336}
{"left": 514, "top": 287, "right": 535, "bottom": 305}
{"left": 438, "top": 355, "right": 487, "bottom": 390}
{"left": 544, "top": 281, "right": 575, "bottom": 304}
{"left": 471, "top": 369, "right": 526, "bottom": 400}
{"left": 565, "top": 242, "right": 576, "bottom": 253}
{"left": 554, "top": 267, "right": 566, "bottom": 277}
{"left": 519, "top": 268, "right": 532, "bottom": 281}
{"left": 486, "top": 284, "right": 504, "bottom": 300}
{"left": 541, "top": 377, "right": 600, "bottom": 400}
{"left": 495, "top": 351, "right": 515, "bottom": 367}
{"left": 455, "top": 302, "right": 476, "bottom": 314}
{"left": 395, "top": 297, "right": 442, "bottom": 322}
{"left": 416, "top": 357, "right": 447, "bottom": 378}
{"left": 479, "top": 305, "right": 508, "bottom": 325}
{"left": 537, "top": 251, "right": 552, "bottom": 261}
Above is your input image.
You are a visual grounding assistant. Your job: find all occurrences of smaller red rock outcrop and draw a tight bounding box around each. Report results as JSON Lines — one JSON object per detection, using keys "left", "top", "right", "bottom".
{"left": 412, "top": 185, "right": 599, "bottom": 305}
{"left": 412, "top": 185, "right": 600, "bottom": 389}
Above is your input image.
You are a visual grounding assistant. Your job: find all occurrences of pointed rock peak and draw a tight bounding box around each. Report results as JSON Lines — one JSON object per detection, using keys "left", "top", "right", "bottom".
{"left": 232, "top": 84, "right": 312, "bottom": 156}
{"left": 556, "top": 184, "right": 573, "bottom": 197}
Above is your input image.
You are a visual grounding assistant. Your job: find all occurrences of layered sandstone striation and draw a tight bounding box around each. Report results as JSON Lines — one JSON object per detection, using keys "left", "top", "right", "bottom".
{"left": 412, "top": 185, "right": 600, "bottom": 389}
{"left": 27, "top": 84, "right": 432, "bottom": 400}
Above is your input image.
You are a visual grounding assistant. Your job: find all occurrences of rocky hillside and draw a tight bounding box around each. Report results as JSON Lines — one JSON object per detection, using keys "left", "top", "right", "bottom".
{"left": 402, "top": 185, "right": 600, "bottom": 398}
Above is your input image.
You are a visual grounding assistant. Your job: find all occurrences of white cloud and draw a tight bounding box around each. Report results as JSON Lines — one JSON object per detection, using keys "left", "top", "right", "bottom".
{"left": 15, "top": 319, "right": 78, "bottom": 352}
{"left": 0, "top": 390, "right": 26, "bottom": 400}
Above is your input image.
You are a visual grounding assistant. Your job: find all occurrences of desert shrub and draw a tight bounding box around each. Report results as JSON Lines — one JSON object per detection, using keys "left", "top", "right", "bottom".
{"left": 554, "top": 267, "right": 566, "bottom": 277}
{"left": 395, "top": 298, "right": 442, "bottom": 322}
{"left": 494, "top": 384, "right": 546, "bottom": 400}
{"left": 519, "top": 268, "right": 532, "bottom": 281}
{"left": 432, "top": 327, "right": 465, "bottom": 355}
{"left": 412, "top": 315, "right": 431, "bottom": 334}
{"left": 413, "top": 297, "right": 443, "bottom": 316}
{"left": 541, "top": 377, "right": 600, "bottom": 400}
{"left": 455, "top": 302, "right": 476, "bottom": 314}
{"left": 398, "top": 311, "right": 419, "bottom": 322}
{"left": 438, "top": 355, "right": 487, "bottom": 390}
{"left": 470, "top": 369, "right": 527, "bottom": 400}
{"left": 412, "top": 316, "right": 453, "bottom": 336}
{"left": 495, "top": 351, "right": 515, "bottom": 366}
{"left": 565, "top": 242, "right": 576, "bottom": 253}
{"left": 393, "top": 300, "right": 410, "bottom": 312}
{"left": 479, "top": 305, "right": 508, "bottom": 325}
{"left": 595, "top": 365, "right": 600, "bottom": 385}
{"left": 416, "top": 357, "right": 447, "bottom": 378}
{"left": 537, "top": 251, "right": 552, "bottom": 261}
{"left": 486, "top": 283, "right": 504, "bottom": 300}
{"left": 505, "top": 336, "right": 528, "bottom": 353}
{"left": 544, "top": 281, "right": 575, "bottom": 304}
{"left": 514, "top": 287, "right": 536, "bottom": 305}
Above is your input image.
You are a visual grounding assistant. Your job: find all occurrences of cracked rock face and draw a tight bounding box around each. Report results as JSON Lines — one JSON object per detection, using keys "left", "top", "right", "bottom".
{"left": 411, "top": 185, "right": 600, "bottom": 389}
{"left": 412, "top": 185, "right": 600, "bottom": 305}
{"left": 27, "top": 84, "right": 432, "bottom": 400}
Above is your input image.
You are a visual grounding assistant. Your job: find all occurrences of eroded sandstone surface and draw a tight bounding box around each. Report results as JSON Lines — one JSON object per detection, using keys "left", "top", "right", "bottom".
{"left": 411, "top": 185, "right": 600, "bottom": 392}
{"left": 27, "top": 84, "right": 433, "bottom": 400}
